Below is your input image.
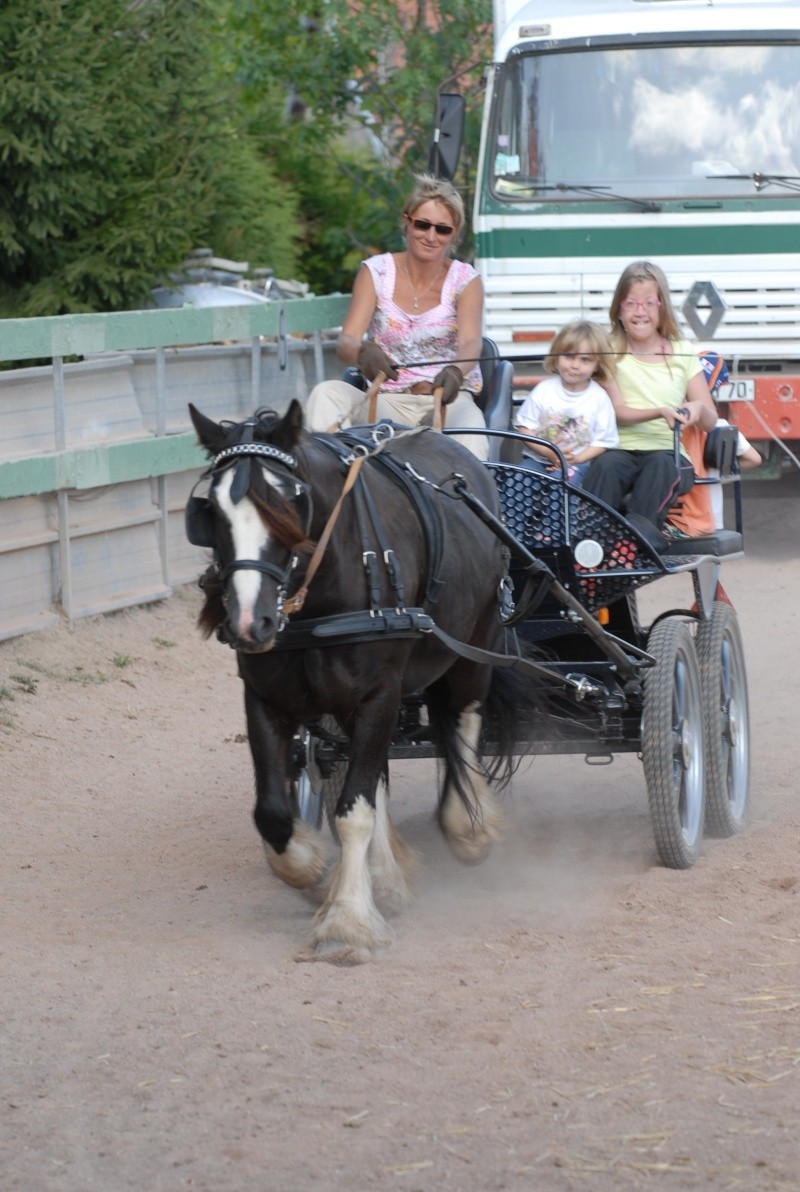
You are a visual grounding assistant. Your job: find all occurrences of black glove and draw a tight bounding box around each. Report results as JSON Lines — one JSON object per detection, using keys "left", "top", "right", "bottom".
{"left": 357, "top": 341, "right": 398, "bottom": 382}
{"left": 432, "top": 364, "right": 463, "bottom": 405}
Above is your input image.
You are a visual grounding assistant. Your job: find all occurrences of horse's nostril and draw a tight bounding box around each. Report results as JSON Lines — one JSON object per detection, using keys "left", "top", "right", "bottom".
{"left": 251, "top": 618, "right": 275, "bottom": 643}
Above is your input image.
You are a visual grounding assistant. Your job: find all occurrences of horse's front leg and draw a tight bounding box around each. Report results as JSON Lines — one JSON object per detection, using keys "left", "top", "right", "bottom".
{"left": 244, "top": 683, "right": 326, "bottom": 890}
{"left": 311, "top": 700, "right": 399, "bottom": 954}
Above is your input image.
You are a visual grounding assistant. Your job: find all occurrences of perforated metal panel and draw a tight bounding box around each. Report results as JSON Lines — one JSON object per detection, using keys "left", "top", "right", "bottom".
{"left": 486, "top": 462, "right": 669, "bottom": 612}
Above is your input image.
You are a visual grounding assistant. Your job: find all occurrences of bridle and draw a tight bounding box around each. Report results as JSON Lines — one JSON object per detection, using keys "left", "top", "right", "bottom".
{"left": 186, "top": 439, "right": 312, "bottom": 608}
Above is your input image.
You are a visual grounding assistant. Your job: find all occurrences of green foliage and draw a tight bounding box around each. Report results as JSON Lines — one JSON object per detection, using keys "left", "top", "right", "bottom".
{"left": 0, "top": 0, "right": 300, "bottom": 315}
{"left": 0, "top": 0, "right": 492, "bottom": 312}
{"left": 224, "top": 0, "right": 492, "bottom": 291}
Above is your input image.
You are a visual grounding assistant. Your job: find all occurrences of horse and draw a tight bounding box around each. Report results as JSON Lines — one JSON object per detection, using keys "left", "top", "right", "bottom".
{"left": 186, "top": 400, "right": 529, "bottom": 960}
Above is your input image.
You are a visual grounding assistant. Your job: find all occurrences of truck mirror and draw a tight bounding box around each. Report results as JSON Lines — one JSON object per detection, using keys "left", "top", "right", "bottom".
{"left": 428, "top": 93, "right": 464, "bottom": 181}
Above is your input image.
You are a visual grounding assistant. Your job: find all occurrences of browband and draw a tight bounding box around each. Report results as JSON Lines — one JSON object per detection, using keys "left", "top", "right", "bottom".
{"left": 212, "top": 443, "right": 297, "bottom": 471}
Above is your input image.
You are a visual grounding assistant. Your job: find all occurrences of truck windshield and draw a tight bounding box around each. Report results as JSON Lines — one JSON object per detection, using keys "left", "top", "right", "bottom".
{"left": 491, "top": 42, "right": 800, "bottom": 201}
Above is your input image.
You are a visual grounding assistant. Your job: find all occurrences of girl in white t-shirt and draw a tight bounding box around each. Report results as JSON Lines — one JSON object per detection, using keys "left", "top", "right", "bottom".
{"left": 514, "top": 320, "right": 619, "bottom": 485}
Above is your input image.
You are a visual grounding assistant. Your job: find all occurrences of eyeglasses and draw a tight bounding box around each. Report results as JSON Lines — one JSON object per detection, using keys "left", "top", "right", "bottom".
{"left": 621, "top": 298, "right": 661, "bottom": 312}
{"left": 406, "top": 215, "right": 455, "bottom": 237}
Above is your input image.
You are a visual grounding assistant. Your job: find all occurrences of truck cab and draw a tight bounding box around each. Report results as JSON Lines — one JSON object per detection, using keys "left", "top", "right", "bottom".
{"left": 475, "top": 0, "right": 800, "bottom": 473}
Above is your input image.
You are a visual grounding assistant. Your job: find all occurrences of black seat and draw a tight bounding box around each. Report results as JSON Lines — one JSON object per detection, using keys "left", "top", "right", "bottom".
{"left": 342, "top": 336, "right": 513, "bottom": 462}
{"left": 477, "top": 337, "right": 514, "bottom": 462}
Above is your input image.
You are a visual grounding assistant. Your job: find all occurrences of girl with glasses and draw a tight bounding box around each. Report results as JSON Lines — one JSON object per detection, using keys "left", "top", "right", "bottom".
{"left": 305, "top": 174, "right": 487, "bottom": 458}
{"left": 581, "top": 260, "right": 718, "bottom": 550}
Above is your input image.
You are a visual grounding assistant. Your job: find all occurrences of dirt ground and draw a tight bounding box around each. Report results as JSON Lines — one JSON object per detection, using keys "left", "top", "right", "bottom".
{"left": 2, "top": 477, "right": 799, "bottom": 1191}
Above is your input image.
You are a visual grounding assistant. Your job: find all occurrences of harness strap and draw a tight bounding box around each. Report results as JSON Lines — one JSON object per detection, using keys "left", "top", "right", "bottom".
{"left": 352, "top": 481, "right": 385, "bottom": 612}
{"left": 283, "top": 453, "right": 366, "bottom": 615}
{"left": 221, "top": 558, "right": 292, "bottom": 585}
{"left": 363, "top": 447, "right": 446, "bottom": 608}
{"left": 356, "top": 473, "right": 407, "bottom": 611}
{"left": 272, "top": 604, "right": 587, "bottom": 694}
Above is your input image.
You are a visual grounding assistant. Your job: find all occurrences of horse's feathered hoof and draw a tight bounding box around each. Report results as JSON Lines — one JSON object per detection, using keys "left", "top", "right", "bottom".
{"left": 264, "top": 820, "right": 326, "bottom": 889}
{"left": 311, "top": 894, "right": 393, "bottom": 953}
{"left": 441, "top": 793, "right": 506, "bottom": 864}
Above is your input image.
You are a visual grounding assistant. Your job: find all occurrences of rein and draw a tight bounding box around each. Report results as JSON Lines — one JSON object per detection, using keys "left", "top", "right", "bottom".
{"left": 282, "top": 452, "right": 365, "bottom": 616}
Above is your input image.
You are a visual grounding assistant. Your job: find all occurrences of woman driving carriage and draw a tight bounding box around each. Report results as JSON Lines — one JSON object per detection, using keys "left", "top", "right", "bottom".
{"left": 304, "top": 173, "right": 488, "bottom": 458}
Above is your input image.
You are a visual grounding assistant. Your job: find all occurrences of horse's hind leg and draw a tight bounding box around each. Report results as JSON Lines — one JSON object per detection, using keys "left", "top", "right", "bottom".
{"left": 439, "top": 699, "right": 505, "bottom": 863}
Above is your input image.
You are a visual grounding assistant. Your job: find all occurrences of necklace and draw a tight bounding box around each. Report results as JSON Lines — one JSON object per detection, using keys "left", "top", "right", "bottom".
{"left": 403, "top": 256, "right": 444, "bottom": 312}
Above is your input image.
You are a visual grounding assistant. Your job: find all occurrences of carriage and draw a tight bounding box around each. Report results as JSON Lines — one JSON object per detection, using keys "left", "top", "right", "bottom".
{"left": 186, "top": 402, "right": 749, "bottom": 957}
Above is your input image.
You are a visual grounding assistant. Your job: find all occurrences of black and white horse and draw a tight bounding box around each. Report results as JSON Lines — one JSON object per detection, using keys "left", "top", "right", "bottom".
{"left": 187, "top": 401, "right": 527, "bottom": 958}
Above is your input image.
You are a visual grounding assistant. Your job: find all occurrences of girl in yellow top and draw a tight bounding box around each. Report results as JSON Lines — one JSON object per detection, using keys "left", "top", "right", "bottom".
{"left": 582, "top": 260, "right": 717, "bottom": 548}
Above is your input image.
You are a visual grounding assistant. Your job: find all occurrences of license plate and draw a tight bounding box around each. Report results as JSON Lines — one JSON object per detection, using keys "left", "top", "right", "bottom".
{"left": 717, "top": 378, "right": 755, "bottom": 403}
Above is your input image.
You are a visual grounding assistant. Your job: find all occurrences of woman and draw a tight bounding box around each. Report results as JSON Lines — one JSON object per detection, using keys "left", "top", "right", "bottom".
{"left": 582, "top": 260, "right": 717, "bottom": 547}
{"left": 305, "top": 174, "right": 488, "bottom": 458}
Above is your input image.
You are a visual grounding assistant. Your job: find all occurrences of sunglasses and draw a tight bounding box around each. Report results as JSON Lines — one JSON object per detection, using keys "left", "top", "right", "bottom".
{"left": 621, "top": 297, "right": 661, "bottom": 312}
{"left": 406, "top": 215, "right": 455, "bottom": 237}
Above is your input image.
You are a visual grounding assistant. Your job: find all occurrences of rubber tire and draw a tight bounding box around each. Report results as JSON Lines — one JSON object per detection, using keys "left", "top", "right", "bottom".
{"left": 642, "top": 618, "right": 705, "bottom": 869}
{"left": 695, "top": 602, "right": 750, "bottom": 837}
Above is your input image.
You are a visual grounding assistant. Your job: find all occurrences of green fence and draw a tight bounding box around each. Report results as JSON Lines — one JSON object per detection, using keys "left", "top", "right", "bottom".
{"left": 0, "top": 295, "right": 349, "bottom": 639}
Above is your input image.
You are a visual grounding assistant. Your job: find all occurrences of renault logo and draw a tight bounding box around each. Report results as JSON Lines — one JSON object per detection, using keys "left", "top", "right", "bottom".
{"left": 682, "top": 280, "right": 727, "bottom": 338}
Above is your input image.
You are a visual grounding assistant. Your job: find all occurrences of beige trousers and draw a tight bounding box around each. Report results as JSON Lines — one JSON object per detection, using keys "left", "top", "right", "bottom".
{"left": 304, "top": 379, "right": 489, "bottom": 461}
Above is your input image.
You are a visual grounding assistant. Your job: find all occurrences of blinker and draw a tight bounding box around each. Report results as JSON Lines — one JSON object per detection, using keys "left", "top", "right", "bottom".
{"left": 185, "top": 495, "right": 216, "bottom": 548}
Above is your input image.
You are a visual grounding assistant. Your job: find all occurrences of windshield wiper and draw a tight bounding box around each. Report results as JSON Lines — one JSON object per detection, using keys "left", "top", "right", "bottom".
{"left": 510, "top": 181, "right": 661, "bottom": 212}
{"left": 708, "top": 172, "right": 800, "bottom": 194}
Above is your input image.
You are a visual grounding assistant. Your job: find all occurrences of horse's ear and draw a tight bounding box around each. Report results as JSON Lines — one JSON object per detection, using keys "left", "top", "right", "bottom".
{"left": 272, "top": 399, "right": 305, "bottom": 451}
{"left": 189, "top": 404, "right": 227, "bottom": 456}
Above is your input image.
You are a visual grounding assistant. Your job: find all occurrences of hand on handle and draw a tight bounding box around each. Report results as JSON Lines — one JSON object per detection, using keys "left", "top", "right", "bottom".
{"left": 358, "top": 341, "right": 398, "bottom": 382}
{"left": 431, "top": 364, "right": 463, "bottom": 405}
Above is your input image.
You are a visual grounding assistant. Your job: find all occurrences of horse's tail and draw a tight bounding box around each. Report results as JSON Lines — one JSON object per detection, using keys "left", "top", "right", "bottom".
{"left": 481, "top": 660, "right": 546, "bottom": 789}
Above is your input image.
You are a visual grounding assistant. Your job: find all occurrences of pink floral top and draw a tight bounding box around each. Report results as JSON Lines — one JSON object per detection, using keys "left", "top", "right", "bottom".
{"left": 364, "top": 253, "right": 482, "bottom": 395}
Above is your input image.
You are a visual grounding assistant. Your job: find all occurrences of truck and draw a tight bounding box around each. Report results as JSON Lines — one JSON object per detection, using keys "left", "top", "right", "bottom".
{"left": 468, "top": 0, "right": 800, "bottom": 476}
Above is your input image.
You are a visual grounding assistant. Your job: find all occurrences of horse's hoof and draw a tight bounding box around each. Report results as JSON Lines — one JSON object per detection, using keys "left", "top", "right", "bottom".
{"left": 441, "top": 796, "right": 506, "bottom": 864}
{"left": 264, "top": 821, "right": 326, "bottom": 889}
{"left": 445, "top": 832, "right": 495, "bottom": 864}
{"left": 311, "top": 942, "right": 373, "bottom": 966}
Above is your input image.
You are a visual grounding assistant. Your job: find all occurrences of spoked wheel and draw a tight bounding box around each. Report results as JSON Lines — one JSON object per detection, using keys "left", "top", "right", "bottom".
{"left": 290, "top": 716, "right": 348, "bottom": 840}
{"left": 642, "top": 617, "right": 705, "bottom": 869}
{"left": 695, "top": 601, "right": 750, "bottom": 837}
{"left": 290, "top": 730, "right": 323, "bottom": 830}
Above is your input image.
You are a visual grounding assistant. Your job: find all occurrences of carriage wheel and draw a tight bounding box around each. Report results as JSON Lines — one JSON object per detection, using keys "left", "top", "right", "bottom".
{"left": 292, "top": 716, "right": 348, "bottom": 840}
{"left": 642, "top": 618, "right": 705, "bottom": 869}
{"left": 695, "top": 602, "right": 750, "bottom": 837}
{"left": 290, "top": 730, "right": 324, "bottom": 831}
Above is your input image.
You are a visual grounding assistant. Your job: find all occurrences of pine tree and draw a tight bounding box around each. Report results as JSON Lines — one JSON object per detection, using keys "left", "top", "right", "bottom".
{"left": 0, "top": 0, "right": 300, "bottom": 315}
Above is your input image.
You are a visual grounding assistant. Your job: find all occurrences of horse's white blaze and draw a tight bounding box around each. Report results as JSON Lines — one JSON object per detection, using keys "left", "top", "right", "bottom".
{"left": 216, "top": 468, "right": 280, "bottom": 636}
{"left": 312, "top": 795, "right": 391, "bottom": 950}
{"left": 440, "top": 701, "right": 505, "bottom": 862}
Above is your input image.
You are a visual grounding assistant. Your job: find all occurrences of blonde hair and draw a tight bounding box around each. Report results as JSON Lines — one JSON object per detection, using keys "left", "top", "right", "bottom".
{"left": 609, "top": 260, "right": 681, "bottom": 353}
{"left": 545, "top": 320, "right": 615, "bottom": 387}
{"left": 401, "top": 173, "right": 465, "bottom": 241}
